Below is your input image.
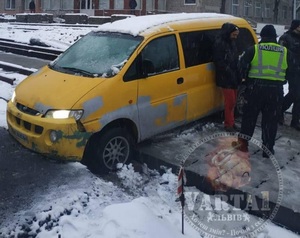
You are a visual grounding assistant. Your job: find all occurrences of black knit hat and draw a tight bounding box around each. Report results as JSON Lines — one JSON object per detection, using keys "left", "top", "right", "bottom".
{"left": 260, "top": 25, "right": 277, "bottom": 38}
{"left": 290, "top": 19, "right": 300, "bottom": 31}
{"left": 221, "top": 22, "right": 239, "bottom": 34}
{"left": 220, "top": 22, "right": 239, "bottom": 39}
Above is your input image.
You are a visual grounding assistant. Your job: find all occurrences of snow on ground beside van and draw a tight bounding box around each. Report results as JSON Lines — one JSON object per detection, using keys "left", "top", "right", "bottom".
{"left": 0, "top": 21, "right": 299, "bottom": 238}
{"left": 0, "top": 22, "right": 96, "bottom": 50}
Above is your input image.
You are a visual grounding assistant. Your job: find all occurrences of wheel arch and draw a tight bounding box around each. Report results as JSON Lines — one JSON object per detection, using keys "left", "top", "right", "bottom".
{"left": 81, "top": 118, "right": 139, "bottom": 166}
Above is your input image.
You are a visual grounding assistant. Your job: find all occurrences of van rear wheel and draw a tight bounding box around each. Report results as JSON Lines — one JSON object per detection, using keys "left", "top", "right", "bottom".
{"left": 95, "top": 127, "right": 134, "bottom": 174}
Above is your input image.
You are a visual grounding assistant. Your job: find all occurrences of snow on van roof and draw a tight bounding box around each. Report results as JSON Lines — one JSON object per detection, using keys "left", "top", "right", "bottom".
{"left": 96, "top": 13, "right": 236, "bottom": 36}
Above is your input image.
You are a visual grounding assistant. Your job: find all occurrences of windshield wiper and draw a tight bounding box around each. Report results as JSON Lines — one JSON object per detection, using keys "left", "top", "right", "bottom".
{"left": 60, "top": 66, "right": 97, "bottom": 78}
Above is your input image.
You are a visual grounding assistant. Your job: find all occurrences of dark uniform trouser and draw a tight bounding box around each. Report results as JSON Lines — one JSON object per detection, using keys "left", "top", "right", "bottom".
{"left": 240, "top": 83, "right": 283, "bottom": 152}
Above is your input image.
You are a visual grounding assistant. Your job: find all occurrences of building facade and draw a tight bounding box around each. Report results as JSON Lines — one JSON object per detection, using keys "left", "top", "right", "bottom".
{"left": 1, "top": 0, "right": 299, "bottom": 25}
{"left": 167, "top": 0, "right": 296, "bottom": 26}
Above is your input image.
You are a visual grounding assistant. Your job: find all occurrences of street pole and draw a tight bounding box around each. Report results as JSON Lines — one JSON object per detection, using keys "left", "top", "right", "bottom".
{"left": 293, "top": 0, "right": 297, "bottom": 19}
{"left": 294, "top": 0, "right": 300, "bottom": 19}
{"left": 177, "top": 166, "right": 185, "bottom": 235}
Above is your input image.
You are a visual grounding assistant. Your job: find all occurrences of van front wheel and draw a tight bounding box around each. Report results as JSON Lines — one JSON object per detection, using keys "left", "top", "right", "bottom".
{"left": 96, "top": 127, "right": 134, "bottom": 173}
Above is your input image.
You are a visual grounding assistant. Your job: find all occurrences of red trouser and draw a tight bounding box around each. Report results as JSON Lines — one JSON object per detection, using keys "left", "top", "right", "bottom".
{"left": 222, "top": 88, "right": 237, "bottom": 127}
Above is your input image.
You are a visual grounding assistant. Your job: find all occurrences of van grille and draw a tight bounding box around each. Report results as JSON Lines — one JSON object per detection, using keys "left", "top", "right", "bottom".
{"left": 16, "top": 103, "right": 40, "bottom": 116}
{"left": 12, "top": 115, "right": 44, "bottom": 135}
{"left": 9, "top": 106, "right": 44, "bottom": 135}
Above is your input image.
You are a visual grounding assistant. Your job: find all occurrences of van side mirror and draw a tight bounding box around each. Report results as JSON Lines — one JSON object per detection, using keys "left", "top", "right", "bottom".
{"left": 141, "top": 59, "right": 155, "bottom": 77}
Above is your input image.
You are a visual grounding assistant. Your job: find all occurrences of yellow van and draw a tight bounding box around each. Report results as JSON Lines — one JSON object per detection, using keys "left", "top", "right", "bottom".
{"left": 6, "top": 13, "right": 257, "bottom": 173}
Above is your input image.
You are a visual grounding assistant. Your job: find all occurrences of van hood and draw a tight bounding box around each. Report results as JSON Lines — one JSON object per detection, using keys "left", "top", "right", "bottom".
{"left": 15, "top": 66, "right": 106, "bottom": 113}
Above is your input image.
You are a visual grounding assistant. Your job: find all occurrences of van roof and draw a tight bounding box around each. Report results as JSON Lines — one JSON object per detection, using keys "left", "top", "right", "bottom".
{"left": 95, "top": 13, "right": 245, "bottom": 36}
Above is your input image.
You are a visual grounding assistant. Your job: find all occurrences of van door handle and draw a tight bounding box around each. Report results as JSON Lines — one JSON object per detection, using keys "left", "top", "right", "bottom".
{"left": 177, "top": 77, "right": 184, "bottom": 84}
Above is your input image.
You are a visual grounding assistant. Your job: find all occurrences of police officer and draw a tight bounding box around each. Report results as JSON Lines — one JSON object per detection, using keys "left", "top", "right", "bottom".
{"left": 279, "top": 20, "right": 300, "bottom": 130}
{"left": 236, "top": 25, "right": 288, "bottom": 158}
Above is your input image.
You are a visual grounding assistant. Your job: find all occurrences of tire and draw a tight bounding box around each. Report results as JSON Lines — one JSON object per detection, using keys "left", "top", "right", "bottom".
{"left": 94, "top": 127, "right": 134, "bottom": 174}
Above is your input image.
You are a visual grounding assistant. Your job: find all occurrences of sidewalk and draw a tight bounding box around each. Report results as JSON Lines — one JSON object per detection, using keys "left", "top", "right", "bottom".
{"left": 138, "top": 113, "right": 300, "bottom": 234}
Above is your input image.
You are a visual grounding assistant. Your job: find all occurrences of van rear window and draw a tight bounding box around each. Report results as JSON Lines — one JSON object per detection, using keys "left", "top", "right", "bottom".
{"left": 180, "top": 28, "right": 256, "bottom": 68}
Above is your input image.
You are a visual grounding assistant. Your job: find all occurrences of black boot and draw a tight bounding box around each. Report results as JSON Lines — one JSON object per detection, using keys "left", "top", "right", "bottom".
{"left": 290, "top": 121, "right": 300, "bottom": 131}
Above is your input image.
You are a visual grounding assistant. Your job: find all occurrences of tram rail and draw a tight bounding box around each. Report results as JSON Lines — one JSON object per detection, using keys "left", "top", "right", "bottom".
{"left": 0, "top": 38, "right": 63, "bottom": 61}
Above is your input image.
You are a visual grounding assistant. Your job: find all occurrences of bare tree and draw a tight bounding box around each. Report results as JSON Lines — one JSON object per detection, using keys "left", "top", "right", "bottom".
{"left": 220, "top": 0, "right": 226, "bottom": 13}
{"left": 273, "top": 0, "right": 281, "bottom": 24}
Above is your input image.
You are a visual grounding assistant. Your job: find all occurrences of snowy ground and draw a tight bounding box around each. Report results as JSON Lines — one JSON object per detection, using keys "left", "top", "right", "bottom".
{"left": 0, "top": 19, "right": 300, "bottom": 238}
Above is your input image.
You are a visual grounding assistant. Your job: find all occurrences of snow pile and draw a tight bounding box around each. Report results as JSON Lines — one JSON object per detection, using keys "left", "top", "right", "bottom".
{"left": 0, "top": 164, "right": 192, "bottom": 238}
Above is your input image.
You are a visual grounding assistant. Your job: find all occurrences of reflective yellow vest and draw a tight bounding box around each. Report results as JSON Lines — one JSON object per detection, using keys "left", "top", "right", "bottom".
{"left": 248, "top": 43, "right": 288, "bottom": 81}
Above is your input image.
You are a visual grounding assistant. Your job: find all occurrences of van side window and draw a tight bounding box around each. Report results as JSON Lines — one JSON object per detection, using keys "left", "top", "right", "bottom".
{"left": 180, "top": 30, "right": 218, "bottom": 67}
{"left": 123, "top": 34, "right": 179, "bottom": 82}
{"left": 180, "top": 28, "right": 255, "bottom": 68}
{"left": 142, "top": 35, "right": 179, "bottom": 74}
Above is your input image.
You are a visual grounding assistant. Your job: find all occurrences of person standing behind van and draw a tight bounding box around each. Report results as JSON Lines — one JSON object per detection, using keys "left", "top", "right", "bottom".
{"left": 29, "top": 0, "right": 36, "bottom": 13}
{"left": 213, "top": 22, "right": 240, "bottom": 132}
{"left": 278, "top": 20, "right": 300, "bottom": 130}
{"left": 129, "top": 0, "right": 137, "bottom": 15}
{"left": 236, "top": 25, "right": 288, "bottom": 157}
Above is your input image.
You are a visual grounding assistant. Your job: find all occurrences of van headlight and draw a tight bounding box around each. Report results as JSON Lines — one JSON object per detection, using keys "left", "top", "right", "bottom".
{"left": 45, "top": 110, "right": 83, "bottom": 120}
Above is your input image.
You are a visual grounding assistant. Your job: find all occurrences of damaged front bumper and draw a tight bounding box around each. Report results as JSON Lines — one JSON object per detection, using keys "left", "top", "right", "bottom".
{"left": 6, "top": 101, "right": 92, "bottom": 161}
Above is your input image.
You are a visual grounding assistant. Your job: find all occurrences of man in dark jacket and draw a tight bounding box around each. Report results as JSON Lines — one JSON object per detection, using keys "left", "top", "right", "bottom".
{"left": 213, "top": 22, "right": 240, "bottom": 132}
{"left": 279, "top": 20, "right": 300, "bottom": 130}
{"left": 129, "top": 0, "right": 137, "bottom": 14}
{"left": 29, "top": 0, "right": 35, "bottom": 13}
{"left": 236, "top": 25, "right": 288, "bottom": 158}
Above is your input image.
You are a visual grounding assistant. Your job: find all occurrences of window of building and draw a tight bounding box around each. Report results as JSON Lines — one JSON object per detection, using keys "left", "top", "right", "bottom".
{"left": 41, "top": 0, "right": 49, "bottom": 10}
{"left": 5, "top": 0, "right": 15, "bottom": 9}
{"left": 25, "top": 0, "right": 30, "bottom": 10}
{"left": 99, "top": 0, "right": 109, "bottom": 9}
{"left": 185, "top": 0, "right": 196, "bottom": 5}
{"left": 62, "top": 1, "right": 74, "bottom": 10}
{"left": 81, "top": 0, "right": 92, "bottom": 9}
{"left": 282, "top": 5, "right": 288, "bottom": 20}
{"left": 254, "top": 1, "right": 261, "bottom": 17}
{"left": 264, "top": 3, "right": 271, "bottom": 18}
{"left": 52, "top": 0, "right": 61, "bottom": 10}
{"left": 244, "top": 0, "right": 252, "bottom": 17}
{"left": 132, "top": 0, "right": 141, "bottom": 10}
{"left": 146, "top": 0, "right": 154, "bottom": 12}
{"left": 114, "top": 0, "right": 124, "bottom": 9}
{"left": 158, "top": 0, "right": 166, "bottom": 11}
{"left": 41, "top": 0, "right": 73, "bottom": 10}
{"left": 232, "top": 0, "right": 239, "bottom": 16}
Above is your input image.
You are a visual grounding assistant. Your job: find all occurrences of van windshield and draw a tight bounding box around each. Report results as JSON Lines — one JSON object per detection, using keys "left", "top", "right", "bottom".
{"left": 50, "top": 32, "right": 143, "bottom": 78}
